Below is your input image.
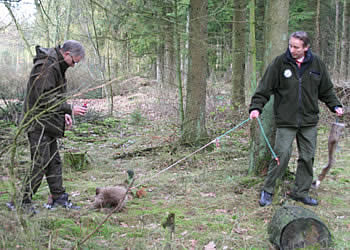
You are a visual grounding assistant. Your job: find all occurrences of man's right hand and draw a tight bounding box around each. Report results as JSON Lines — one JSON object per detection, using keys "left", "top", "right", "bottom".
{"left": 73, "top": 106, "right": 87, "bottom": 116}
{"left": 250, "top": 110, "right": 260, "bottom": 119}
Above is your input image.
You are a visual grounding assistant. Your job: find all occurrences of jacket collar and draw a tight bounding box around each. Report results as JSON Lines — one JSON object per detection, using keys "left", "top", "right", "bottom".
{"left": 285, "top": 48, "right": 313, "bottom": 65}
{"left": 55, "top": 46, "right": 70, "bottom": 74}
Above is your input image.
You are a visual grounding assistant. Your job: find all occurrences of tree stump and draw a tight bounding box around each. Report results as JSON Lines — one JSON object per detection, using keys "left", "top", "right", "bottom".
{"left": 268, "top": 205, "right": 332, "bottom": 249}
{"left": 64, "top": 149, "right": 89, "bottom": 171}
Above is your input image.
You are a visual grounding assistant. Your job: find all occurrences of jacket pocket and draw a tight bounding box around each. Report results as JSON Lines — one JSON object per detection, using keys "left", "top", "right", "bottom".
{"left": 309, "top": 71, "right": 321, "bottom": 81}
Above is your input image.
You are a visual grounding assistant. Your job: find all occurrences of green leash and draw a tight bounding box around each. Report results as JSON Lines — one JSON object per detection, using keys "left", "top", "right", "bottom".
{"left": 256, "top": 117, "right": 280, "bottom": 165}
{"left": 135, "top": 118, "right": 252, "bottom": 188}
{"left": 215, "top": 118, "right": 251, "bottom": 142}
{"left": 135, "top": 117, "right": 279, "bottom": 188}
{"left": 215, "top": 117, "right": 279, "bottom": 165}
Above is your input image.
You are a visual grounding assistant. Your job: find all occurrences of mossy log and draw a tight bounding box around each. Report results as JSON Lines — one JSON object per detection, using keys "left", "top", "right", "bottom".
{"left": 268, "top": 205, "right": 332, "bottom": 249}
{"left": 64, "top": 150, "right": 89, "bottom": 171}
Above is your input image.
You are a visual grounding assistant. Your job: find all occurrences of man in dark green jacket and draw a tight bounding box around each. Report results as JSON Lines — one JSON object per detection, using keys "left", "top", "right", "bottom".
{"left": 249, "top": 31, "right": 343, "bottom": 207}
{"left": 10, "top": 40, "right": 87, "bottom": 212}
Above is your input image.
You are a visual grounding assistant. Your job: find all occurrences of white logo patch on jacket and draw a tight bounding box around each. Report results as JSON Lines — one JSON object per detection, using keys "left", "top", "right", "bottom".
{"left": 283, "top": 69, "right": 292, "bottom": 78}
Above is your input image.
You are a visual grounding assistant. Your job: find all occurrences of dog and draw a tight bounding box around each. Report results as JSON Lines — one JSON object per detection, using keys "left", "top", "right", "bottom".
{"left": 93, "top": 186, "right": 128, "bottom": 209}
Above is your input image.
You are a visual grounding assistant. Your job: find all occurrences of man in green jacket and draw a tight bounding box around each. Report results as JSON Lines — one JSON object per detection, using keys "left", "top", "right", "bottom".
{"left": 9, "top": 40, "right": 87, "bottom": 213}
{"left": 249, "top": 31, "right": 343, "bottom": 207}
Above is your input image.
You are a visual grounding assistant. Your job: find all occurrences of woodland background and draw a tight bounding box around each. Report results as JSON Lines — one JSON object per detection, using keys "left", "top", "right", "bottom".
{"left": 0, "top": 0, "right": 349, "bottom": 249}
{"left": 0, "top": 0, "right": 349, "bottom": 171}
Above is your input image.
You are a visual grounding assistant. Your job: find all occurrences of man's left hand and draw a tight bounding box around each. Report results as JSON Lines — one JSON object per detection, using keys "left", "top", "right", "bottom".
{"left": 335, "top": 107, "right": 344, "bottom": 117}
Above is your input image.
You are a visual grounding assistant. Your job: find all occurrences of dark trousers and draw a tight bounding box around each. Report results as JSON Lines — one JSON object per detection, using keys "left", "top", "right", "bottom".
{"left": 263, "top": 126, "right": 317, "bottom": 198}
{"left": 23, "top": 132, "right": 65, "bottom": 202}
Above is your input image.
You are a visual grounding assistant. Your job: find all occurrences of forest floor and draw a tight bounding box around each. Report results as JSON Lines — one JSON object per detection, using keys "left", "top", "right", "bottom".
{"left": 0, "top": 77, "right": 349, "bottom": 249}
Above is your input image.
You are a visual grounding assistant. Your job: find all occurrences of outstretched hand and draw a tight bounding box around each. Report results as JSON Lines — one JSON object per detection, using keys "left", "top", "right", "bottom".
{"left": 73, "top": 106, "right": 87, "bottom": 116}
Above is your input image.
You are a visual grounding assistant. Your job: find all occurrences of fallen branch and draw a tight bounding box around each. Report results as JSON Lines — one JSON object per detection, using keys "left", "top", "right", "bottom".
{"left": 113, "top": 145, "right": 171, "bottom": 159}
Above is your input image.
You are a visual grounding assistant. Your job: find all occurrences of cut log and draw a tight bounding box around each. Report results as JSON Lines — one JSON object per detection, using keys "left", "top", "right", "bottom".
{"left": 313, "top": 122, "right": 345, "bottom": 188}
{"left": 268, "top": 205, "right": 332, "bottom": 249}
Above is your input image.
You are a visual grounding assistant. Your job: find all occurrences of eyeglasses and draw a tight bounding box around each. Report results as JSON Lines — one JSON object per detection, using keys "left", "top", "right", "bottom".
{"left": 70, "top": 54, "right": 77, "bottom": 65}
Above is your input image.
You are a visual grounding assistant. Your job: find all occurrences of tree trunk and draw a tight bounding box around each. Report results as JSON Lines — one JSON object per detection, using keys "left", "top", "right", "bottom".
{"left": 182, "top": 12, "right": 190, "bottom": 90}
{"left": 231, "top": 0, "right": 246, "bottom": 110}
{"left": 339, "top": 0, "right": 349, "bottom": 81}
{"left": 157, "top": 43, "right": 165, "bottom": 85}
{"left": 247, "top": 0, "right": 257, "bottom": 101}
{"left": 182, "top": 0, "right": 208, "bottom": 145}
{"left": 164, "top": 5, "right": 176, "bottom": 87}
{"left": 332, "top": 0, "right": 340, "bottom": 82}
{"left": 54, "top": 1, "right": 62, "bottom": 44}
{"left": 174, "top": 0, "right": 184, "bottom": 131}
{"left": 34, "top": 0, "right": 51, "bottom": 47}
{"left": 64, "top": 0, "right": 73, "bottom": 41}
{"left": 121, "top": 32, "right": 130, "bottom": 74}
{"left": 313, "top": 0, "right": 321, "bottom": 54}
{"left": 107, "top": 39, "right": 113, "bottom": 116}
{"left": 248, "top": 0, "right": 289, "bottom": 175}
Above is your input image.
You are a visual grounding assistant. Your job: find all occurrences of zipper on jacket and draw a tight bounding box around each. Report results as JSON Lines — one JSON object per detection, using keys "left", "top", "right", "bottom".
{"left": 297, "top": 70, "right": 302, "bottom": 127}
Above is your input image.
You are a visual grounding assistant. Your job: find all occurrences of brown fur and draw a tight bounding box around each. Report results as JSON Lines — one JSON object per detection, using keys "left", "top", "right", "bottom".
{"left": 312, "top": 122, "right": 345, "bottom": 188}
{"left": 93, "top": 186, "right": 128, "bottom": 209}
{"left": 136, "top": 187, "right": 147, "bottom": 198}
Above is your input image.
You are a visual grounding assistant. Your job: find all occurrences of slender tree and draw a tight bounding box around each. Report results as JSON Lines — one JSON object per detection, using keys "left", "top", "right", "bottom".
{"left": 34, "top": 0, "right": 51, "bottom": 47}
{"left": 64, "top": 0, "right": 73, "bottom": 41}
{"left": 332, "top": 0, "right": 340, "bottom": 81}
{"left": 231, "top": 0, "right": 246, "bottom": 110}
{"left": 157, "top": 42, "right": 165, "bottom": 84}
{"left": 339, "top": 0, "right": 349, "bottom": 81}
{"left": 174, "top": 0, "right": 184, "bottom": 130}
{"left": 313, "top": 0, "right": 321, "bottom": 54}
{"left": 247, "top": 0, "right": 257, "bottom": 99}
{"left": 164, "top": 2, "right": 176, "bottom": 87}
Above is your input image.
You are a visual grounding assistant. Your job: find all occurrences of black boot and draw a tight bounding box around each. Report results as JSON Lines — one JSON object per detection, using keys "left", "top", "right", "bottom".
{"left": 259, "top": 190, "right": 273, "bottom": 207}
{"left": 6, "top": 200, "right": 39, "bottom": 215}
{"left": 50, "top": 193, "right": 80, "bottom": 210}
{"left": 289, "top": 193, "right": 318, "bottom": 206}
{"left": 21, "top": 201, "right": 39, "bottom": 215}
{"left": 6, "top": 201, "right": 16, "bottom": 211}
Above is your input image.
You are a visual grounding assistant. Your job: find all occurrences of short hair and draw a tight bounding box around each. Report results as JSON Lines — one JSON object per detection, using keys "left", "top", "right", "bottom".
{"left": 289, "top": 31, "right": 310, "bottom": 48}
{"left": 62, "top": 40, "right": 85, "bottom": 59}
